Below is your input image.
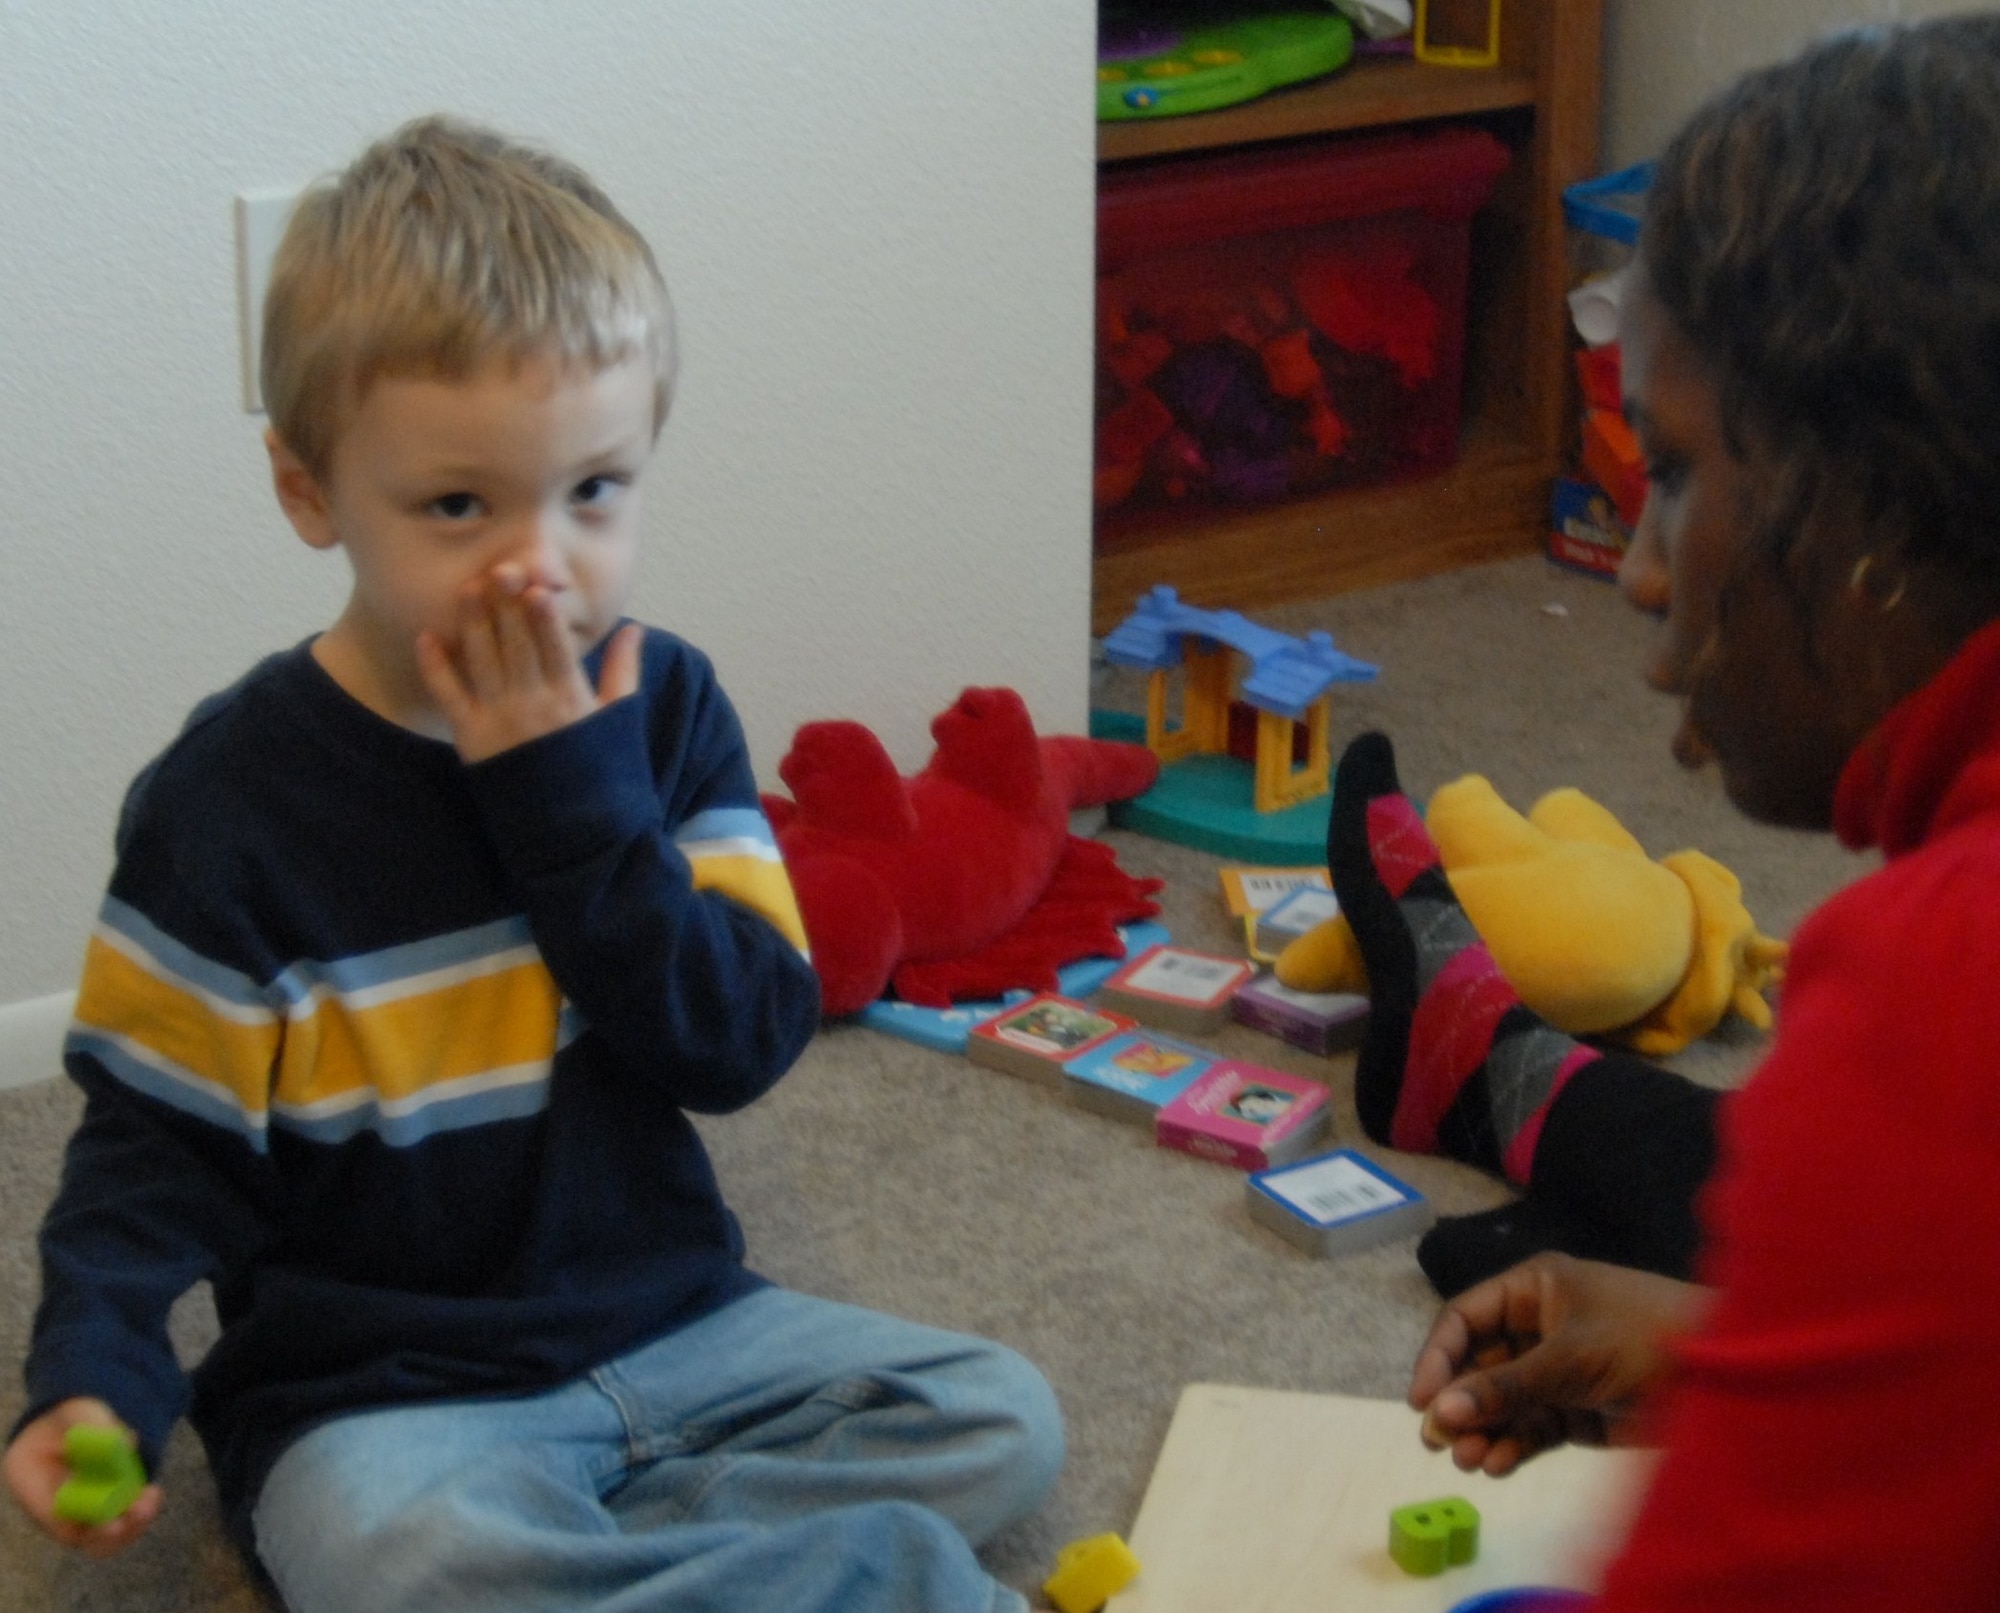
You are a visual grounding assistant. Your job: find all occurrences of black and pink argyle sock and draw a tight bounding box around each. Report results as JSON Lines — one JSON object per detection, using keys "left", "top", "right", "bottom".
{"left": 1332, "top": 732, "right": 1601, "bottom": 1185}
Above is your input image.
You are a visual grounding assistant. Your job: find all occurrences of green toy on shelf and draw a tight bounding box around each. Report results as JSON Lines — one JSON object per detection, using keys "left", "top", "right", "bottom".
{"left": 1098, "top": 6, "right": 1354, "bottom": 122}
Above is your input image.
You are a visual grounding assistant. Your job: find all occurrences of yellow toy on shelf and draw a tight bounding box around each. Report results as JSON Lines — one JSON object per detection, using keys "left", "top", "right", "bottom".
{"left": 1276, "top": 773, "right": 1788, "bottom": 1056}
{"left": 1414, "top": 0, "right": 1501, "bottom": 69}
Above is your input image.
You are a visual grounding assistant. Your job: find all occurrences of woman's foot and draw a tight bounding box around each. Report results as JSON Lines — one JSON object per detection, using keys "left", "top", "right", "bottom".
{"left": 1331, "top": 733, "right": 1599, "bottom": 1184}
{"left": 1416, "top": 1196, "right": 1623, "bottom": 1297}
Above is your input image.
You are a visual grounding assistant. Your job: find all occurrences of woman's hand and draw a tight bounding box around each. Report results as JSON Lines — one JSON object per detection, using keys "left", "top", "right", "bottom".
{"left": 1407, "top": 1253, "right": 1706, "bottom": 1476}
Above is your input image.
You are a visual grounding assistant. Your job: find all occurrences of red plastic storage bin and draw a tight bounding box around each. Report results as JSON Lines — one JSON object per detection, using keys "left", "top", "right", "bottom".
{"left": 1096, "top": 126, "right": 1510, "bottom": 512}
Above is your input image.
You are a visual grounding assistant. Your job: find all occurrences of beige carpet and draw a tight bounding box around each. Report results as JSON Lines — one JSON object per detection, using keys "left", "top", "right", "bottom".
{"left": 0, "top": 555, "right": 1866, "bottom": 1610}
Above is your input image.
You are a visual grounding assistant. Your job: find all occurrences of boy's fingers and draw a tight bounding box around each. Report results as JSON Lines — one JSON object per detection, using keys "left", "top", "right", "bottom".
{"left": 525, "top": 590, "right": 584, "bottom": 688}
{"left": 415, "top": 632, "right": 472, "bottom": 721}
{"left": 597, "top": 623, "right": 643, "bottom": 706}
{"left": 490, "top": 586, "right": 544, "bottom": 681}
{"left": 67, "top": 1485, "right": 162, "bottom": 1558}
{"left": 455, "top": 589, "right": 505, "bottom": 693}
{"left": 7, "top": 1403, "right": 160, "bottom": 1556}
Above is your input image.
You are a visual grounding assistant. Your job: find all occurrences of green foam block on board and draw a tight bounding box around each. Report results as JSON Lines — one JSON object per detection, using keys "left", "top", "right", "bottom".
{"left": 1390, "top": 1496, "right": 1481, "bottom": 1576}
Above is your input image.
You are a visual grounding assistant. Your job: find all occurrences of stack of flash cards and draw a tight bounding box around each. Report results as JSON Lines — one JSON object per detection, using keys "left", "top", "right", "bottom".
{"left": 1062, "top": 1029, "right": 1222, "bottom": 1124}
{"left": 1231, "top": 972, "right": 1369, "bottom": 1056}
{"left": 967, "top": 995, "right": 1138, "bottom": 1085}
{"left": 1246, "top": 1149, "right": 1433, "bottom": 1257}
{"left": 1251, "top": 884, "right": 1343, "bottom": 961}
{"left": 1099, "top": 945, "right": 1256, "bottom": 1035}
{"left": 1155, "top": 1063, "right": 1331, "bottom": 1171}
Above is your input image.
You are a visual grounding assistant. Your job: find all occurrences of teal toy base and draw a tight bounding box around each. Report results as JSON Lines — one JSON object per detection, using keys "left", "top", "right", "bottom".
{"left": 1090, "top": 708, "right": 1332, "bottom": 863}
{"left": 1109, "top": 754, "right": 1331, "bottom": 864}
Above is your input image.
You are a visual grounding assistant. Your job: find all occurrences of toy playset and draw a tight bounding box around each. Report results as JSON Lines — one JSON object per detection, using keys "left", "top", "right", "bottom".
{"left": 1097, "top": 587, "right": 1377, "bottom": 862}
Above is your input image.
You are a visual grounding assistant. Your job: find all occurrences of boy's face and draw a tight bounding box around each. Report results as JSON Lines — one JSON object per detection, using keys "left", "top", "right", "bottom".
{"left": 270, "top": 350, "right": 657, "bottom": 733}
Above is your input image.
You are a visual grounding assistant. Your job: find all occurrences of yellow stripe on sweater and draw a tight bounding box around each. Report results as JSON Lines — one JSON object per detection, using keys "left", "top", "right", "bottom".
{"left": 690, "top": 852, "right": 811, "bottom": 955}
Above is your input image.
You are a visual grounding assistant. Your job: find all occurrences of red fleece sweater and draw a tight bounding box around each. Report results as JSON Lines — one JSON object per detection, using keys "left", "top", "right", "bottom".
{"left": 1586, "top": 620, "right": 2000, "bottom": 1610}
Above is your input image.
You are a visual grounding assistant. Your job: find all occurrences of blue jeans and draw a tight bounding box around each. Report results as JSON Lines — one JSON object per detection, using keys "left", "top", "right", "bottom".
{"left": 251, "top": 1287, "right": 1063, "bottom": 1613}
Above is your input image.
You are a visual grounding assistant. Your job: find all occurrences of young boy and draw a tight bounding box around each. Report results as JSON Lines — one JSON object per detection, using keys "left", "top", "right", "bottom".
{"left": 3, "top": 117, "right": 1061, "bottom": 1612}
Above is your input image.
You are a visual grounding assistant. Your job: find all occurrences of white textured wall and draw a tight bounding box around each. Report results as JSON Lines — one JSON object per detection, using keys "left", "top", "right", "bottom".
{"left": 0, "top": 1, "right": 1095, "bottom": 1005}
{"left": 1604, "top": 0, "right": 1991, "bottom": 167}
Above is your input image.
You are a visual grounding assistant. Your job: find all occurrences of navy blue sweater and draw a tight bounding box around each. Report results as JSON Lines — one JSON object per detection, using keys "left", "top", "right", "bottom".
{"left": 20, "top": 630, "right": 820, "bottom": 1544}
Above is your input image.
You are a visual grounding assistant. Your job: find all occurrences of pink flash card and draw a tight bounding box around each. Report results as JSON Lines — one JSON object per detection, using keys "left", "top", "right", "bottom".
{"left": 1155, "top": 1061, "right": 1332, "bottom": 1171}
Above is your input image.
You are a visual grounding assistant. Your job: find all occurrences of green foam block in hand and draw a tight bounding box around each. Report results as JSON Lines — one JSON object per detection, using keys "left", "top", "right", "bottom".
{"left": 52, "top": 1424, "right": 146, "bottom": 1527}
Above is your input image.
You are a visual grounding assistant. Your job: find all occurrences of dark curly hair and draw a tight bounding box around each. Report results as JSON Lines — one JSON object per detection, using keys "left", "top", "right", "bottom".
{"left": 1640, "top": 17, "right": 2000, "bottom": 583}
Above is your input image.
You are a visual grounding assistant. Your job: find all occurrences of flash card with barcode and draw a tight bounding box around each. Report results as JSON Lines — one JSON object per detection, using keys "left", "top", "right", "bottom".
{"left": 1218, "top": 865, "right": 1331, "bottom": 919}
{"left": 1251, "top": 885, "right": 1344, "bottom": 961}
{"left": 1246, "top": 1149, "right": 1434, "bottom": 1257}
{"left": 1099, "top": 945, "right": 1256, "bottom": 1034}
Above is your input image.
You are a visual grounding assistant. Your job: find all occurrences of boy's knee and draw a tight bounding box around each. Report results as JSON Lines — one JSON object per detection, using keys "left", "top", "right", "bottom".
{"left": 967, "top": 1341, "right": 1066, "bottom": 1512}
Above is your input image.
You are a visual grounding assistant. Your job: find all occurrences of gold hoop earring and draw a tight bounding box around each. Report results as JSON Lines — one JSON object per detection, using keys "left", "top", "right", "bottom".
{"left": 1848, "top": 554, "right": 1907, "bottom": 614}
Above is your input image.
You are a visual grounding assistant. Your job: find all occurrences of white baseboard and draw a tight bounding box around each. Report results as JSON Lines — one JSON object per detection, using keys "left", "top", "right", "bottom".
{"left": 0, "top": 992, "right": 73, "bottom": 1092}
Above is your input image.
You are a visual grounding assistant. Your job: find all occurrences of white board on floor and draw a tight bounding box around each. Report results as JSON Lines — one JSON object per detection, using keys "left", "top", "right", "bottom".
{"left": 1107, "top": 1384, "right": 1655, "bottom": 1613}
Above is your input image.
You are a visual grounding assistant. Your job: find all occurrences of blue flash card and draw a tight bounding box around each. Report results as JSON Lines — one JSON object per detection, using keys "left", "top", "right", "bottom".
{"left": 1246, "top": 1148, "right": 1434, "bottom": 1257}
{"left": 1062, "top": 1029, "right": 1220, "bottom": 1124}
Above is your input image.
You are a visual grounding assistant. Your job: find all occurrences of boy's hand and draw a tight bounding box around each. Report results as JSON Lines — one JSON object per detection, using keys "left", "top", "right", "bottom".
{"left": 4, "top": 1399, "right": 163, "bottom": 1557}
{"left": 1407, "top": 1253, "right": 1703, "bottom": 1477}
{"left": 416, "top": 565, "right": 643, "bottom": 763}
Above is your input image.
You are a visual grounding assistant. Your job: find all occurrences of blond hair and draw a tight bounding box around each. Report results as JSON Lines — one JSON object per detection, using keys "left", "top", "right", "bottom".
{"left": 262, "top": 115, "right": 676, "bottom": 478}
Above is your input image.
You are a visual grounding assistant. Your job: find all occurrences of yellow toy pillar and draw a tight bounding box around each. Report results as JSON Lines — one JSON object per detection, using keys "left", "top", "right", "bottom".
{"left": 1144, "top": 642, "right": 1233, "bottom": 763}
{"left": 1253, "top": 695, "right": 1332, "bottom": 814}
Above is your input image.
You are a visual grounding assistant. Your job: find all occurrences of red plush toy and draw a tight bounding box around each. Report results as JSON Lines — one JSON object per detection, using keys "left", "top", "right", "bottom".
{"left": 762, "top": 687, "right": 1165, "bottom": 1017}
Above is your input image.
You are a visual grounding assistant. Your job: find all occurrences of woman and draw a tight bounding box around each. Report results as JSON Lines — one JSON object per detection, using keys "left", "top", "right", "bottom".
{"left": 1341, "top": 18, "right": 2000, "bottom": 1608}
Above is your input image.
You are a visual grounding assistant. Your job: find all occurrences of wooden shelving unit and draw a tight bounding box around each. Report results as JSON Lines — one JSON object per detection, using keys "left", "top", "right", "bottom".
{"left": 1092, "top": 0, "right": 1604, "bottom": 635}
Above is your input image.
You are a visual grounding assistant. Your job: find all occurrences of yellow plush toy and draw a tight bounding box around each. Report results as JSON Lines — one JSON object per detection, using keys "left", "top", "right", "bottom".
{"left": 1274, "top": 775, "right": 1789, "bottom": 1056}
